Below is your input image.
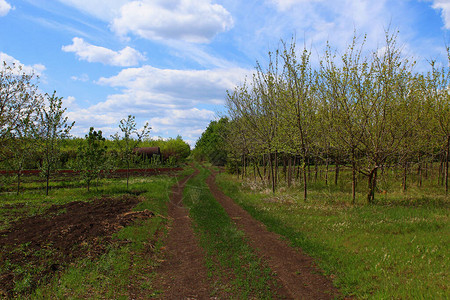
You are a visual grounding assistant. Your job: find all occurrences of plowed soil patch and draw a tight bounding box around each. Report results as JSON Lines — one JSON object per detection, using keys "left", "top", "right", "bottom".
{"left": 0, "top": 195, "right": 153, "bottom": 298}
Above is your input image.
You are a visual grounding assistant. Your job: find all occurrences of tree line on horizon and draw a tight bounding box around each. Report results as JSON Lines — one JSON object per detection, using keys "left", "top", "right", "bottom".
{"left": 195, "top": 31, "right": 450, "bottom": 204}
{"left": 0, "top": 62, "right": 190, "bottom": 194}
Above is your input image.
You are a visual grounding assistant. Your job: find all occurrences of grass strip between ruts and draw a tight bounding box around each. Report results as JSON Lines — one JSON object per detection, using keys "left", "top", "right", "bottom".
{"left": 182, "top": 165, "right": 284, "bottom": 299}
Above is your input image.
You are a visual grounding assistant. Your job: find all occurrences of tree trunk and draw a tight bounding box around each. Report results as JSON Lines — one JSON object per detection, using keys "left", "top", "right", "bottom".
{"left": 241, "top": 154, "right": 244, "bottom": 180}
{"left": 325, "top": 157, "right": 329, "bottom": 186}
{"left": 274, "top": 151, "right": 278, "bottom": 187}
{"left": 417, "top": 160, "right": 422, "bottom": 188}
{"left": 351, "top": 150, "right": 356, "bottom": 204}
{"left": 402, "top": 162, "right": 408, "bottom": 192}
{"left": 446, "top": 136, "right": 450, "bottom": 194}
{"left": 367, "top": 167, "right": 378, "bottom": 204}
{"left": 17, "top": 170, "right": 21, "bottom": 195}
{"left": 243, "top": 153, "right": 247, "bottom": 179}
{"left": 256, "top": 162, "right": 264, "bottom": 183}
{"left": 263, "top": 154, "right": 267, "bottom": 178}
{"left": 314, "top": 160, "right": 318, "bottom": 183}
{"left": 126, "top": 161, "right": 130, "bottom": 190}
{"left": 307, "top": 157, "right": 311, "bottom": 181}
{"left": 46, "top": 165, "right": 50, "bottom": 196}
{"left": 270, "top": 152, "right": 276, "bottom": 193}
{"left": 288, "top": 156, "right": 292, "bottom": 187}
{"left": 335, "top": 163, "right": 339, "bottom": 186}
{"left": 303, "top": 161, "right": 307, "bottom": 201}
{"left": 302, "top": 149, "right": 308, "bottom": 201}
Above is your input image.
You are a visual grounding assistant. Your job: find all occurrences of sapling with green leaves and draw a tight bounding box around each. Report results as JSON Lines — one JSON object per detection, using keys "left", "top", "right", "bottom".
{"left": 0, "top": 62, "right": 42, "bottom": 164}
{"left": 279, "top": 40, "right": 317, "bottom": 201}
{"left": 76, "top": 127, "right": 107, "bottom": 191}
{"left": 7, "top": 116, "right": 39, "bottom": 194}
{"left": 38, "top": 91, "right": 74, "bottom": 195}
{"left": 424, "top": 50, "right": 450, "bottom": 194}
{"left": 357, "top": 31, "right": 422, "bottom": 203}
{"left": 112, "top": 115, "right": 150, "bottom": 189}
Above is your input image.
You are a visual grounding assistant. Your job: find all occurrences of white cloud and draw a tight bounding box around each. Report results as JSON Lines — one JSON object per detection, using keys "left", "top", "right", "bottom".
{"left": 57, "top": 0, "right": 233, "bottom": 43}
{"left": 111, "top": 0, "right": 234, "bottom": 43}
{"left": 71, "top": 73, "right": 90, "bottom": 82}
{"left": 270, "top": 0, "right": 322, "bottom": 11}
{"left": 57, "top": 0, "right": 128, "bottom": 21}
{"left": 97, "top": 65, "right": 249, "bottom": 104}
{"left": 62, "top": 37, "right": 146, "bottom": 66}
{"left": 165, "top": 40, "right": 236, "bottom": 68}
{"left": 148, "top": 108, "right": 215, "bottom": 146}
{"left": 430, "top": 0, "right": 450, "bottom": 29}
{"left": 67, "top": 106, "right": 215, "bottom": 146}
{"left": 261, "top": 0, "right": 394, "bottom": 55}
{"left": 0, "top": 0, "right": 11, "bottom": 17}
{"left": 150, "top": 108, "right": 214, "bottom": 127}
{"left": 65, "top": 64, "right": 248, "bottom": 141}
{"left": 63, "top": 96, "right": 80, "bottom": 111}
{"left": 0, "top": 52, "right": 46, "bottom": 76}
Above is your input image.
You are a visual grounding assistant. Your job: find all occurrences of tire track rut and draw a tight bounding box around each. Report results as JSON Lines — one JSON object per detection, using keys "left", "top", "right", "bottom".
{"left": 206, "top": 170, "right": 342, "bottom": 299}
{"left": 152, "top": 169, "right": 212, "bottom": 299}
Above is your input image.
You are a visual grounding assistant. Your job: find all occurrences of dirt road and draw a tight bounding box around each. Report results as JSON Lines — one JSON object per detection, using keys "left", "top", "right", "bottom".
{"left": 154, "top": 167, "right": 341, "bottom": 299}
{"left": 206, "top": 170, "right": 341, "bottom": 299}
{"left": 152, "top": 168, "right": 212, "bottom": 299}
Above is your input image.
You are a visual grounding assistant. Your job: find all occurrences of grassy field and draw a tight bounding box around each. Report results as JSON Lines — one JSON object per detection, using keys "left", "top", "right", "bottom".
{"left": 216, "top": 172, "right": 449, "bottom": 299}
{"left": 0, "top": 171, "right": 189, "bottom": 298}
{"left": 182, "top": 165, "right": 282, "bottom": 298}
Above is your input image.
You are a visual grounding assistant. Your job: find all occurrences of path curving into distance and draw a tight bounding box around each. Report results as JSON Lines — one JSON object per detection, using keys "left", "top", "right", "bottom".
{"left": 206, "top": 169, "right": 342, "bottom": 299}
{"left": 152, "top": 168, "right": 212, "bottom": 299}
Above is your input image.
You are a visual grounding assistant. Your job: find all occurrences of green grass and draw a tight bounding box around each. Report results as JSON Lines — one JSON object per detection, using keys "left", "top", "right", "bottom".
{"left": 0, "top": 171, "right": 186, "bottom": 299}
{"left": 216, "top": 172, "right": 449, "bottom": 299}
{"left": 31, "top": 168, "right": 196, "bottom": 299}
{"left": 183, "top": 165, "right": 280, "bottom": 298}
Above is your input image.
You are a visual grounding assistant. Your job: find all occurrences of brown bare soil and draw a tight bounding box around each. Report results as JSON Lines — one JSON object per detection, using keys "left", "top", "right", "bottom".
{"left": 0, "top": 194, "right": 152, "bottom": 298}
{"left": 206, "top": 170, "right": 342, "bottom": 299}
{"left": 152, "top": 168, "right": 214, "bottom": 299}
{"left": 0, "top": 167, "right": 345, "bottom": 299}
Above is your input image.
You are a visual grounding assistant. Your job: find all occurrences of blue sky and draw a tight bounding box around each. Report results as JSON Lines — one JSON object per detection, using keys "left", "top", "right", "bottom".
{"left": 1, "top": 0, "right": 450, "bottom": 146}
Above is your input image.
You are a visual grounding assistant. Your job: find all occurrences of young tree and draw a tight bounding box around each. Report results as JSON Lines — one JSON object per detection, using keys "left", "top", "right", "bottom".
{"left": 227, "top": 53, "right": 282, "bottom": 193}
{"left": 320, "top": 36, "right": 366, "bottom": 203}
{"left": 161, "top": 135, "right": 191, "bottom": 163}
{"left": 7, "top": 116, "right": 39, "bottom": 194}
{"left": 424, "top": 52, "right": 450, "bottom": 194}
{"left": 38, "top": 91, "right": 74, "bottom": 195}
{"left": 359, "top": 32, "right": 421, "bottom": 203}
{"left": 0, "top": 62, "right": 42, "bottom": 162}
{"left": 76, "top": 127, "right": 107, "bottom": 191}
{"left": 279, "top": 40, "right": 317, "bottom": 201}
{"left": 193, "top": 118, "right": 229, "bottom": 166}
{"left": 112, "top": 115, "right": 150, "bottom": 189}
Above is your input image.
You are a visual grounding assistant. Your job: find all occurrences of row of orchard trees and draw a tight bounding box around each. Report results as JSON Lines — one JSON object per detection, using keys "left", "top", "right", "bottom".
{"left": 225, "top": 31, "right": 450, "bottom": 203}
{"left": 0, "top": 62, "right": 74, "bottom": 195}
{"left": 0, "top": 62, "right": 190, "bottom": 194}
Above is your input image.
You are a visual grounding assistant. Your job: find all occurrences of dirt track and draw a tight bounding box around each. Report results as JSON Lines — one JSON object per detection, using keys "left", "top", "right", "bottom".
{"left": 152, "top": 168, "right": 212, "bottom": 299}
{"left": 153, "top": 168, "right": 341, "bottom": 299}
{"left": 206, "top": 170, "right": 341, "bottom": 299}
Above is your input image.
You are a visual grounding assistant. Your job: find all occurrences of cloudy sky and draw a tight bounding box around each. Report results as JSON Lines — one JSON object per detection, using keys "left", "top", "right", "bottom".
{"left": 1, "top": 0, "right": 449, "bottom": 146}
